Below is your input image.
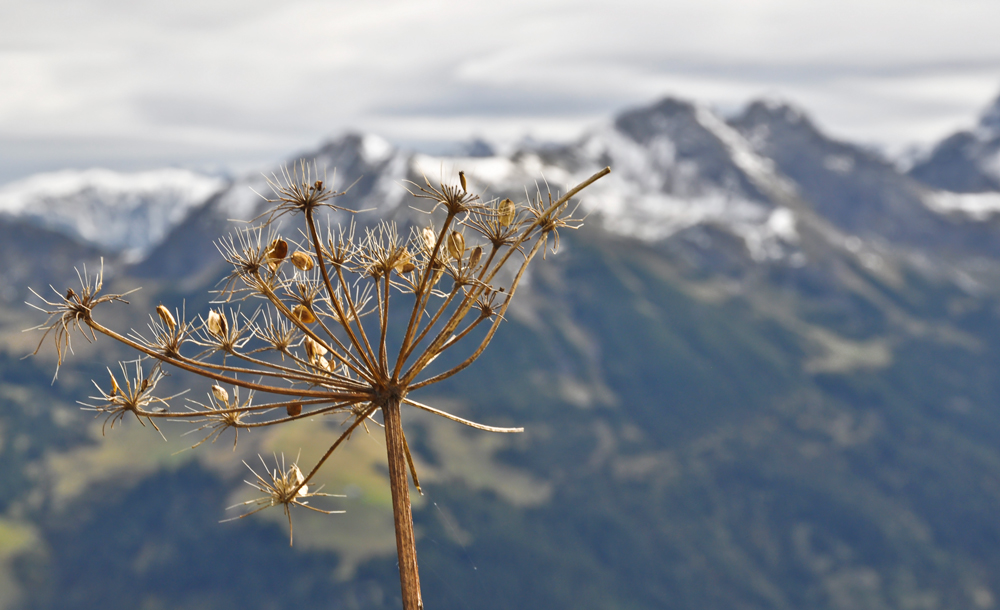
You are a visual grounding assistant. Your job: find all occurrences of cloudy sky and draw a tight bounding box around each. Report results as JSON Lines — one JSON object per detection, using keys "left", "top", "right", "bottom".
{"left": 2, "top": 0, "right": 1000, "bottom": 184}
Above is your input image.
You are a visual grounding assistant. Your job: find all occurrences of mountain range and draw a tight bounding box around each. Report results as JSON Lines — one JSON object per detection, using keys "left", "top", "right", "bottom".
{"left": 4, "top": 92, "right": 1000, "bottom": 609}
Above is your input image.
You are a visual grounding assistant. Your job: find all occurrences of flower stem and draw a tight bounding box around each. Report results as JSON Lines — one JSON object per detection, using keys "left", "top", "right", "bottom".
{"left": 382, "top": 396, "right": 423, "bottom": 610}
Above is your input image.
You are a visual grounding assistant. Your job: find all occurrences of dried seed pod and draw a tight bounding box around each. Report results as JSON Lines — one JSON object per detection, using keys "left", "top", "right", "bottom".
{"left": 393, "top": 249, "right": 413, "bottom": 274}
{"left": 304, "top": 336, "right": 327, "bottom": 361}
{"left": 266, "top": 239, "right": 288, "bottom": 271}
{"left": 498, "top": 198, "right": 515, "bottom": 227}
{"left": 207, "top": 309, "right": 227, "bottom": 338}
{"left": 459, "top": 171, "right": 467, "bottom": 192}
{"left": 156, "top": 304, "right": 176, "bottom": 332}
{"left": 421, "top": 226, "right": 437, "bottom": 253}
{"left": 469, "top": 245, "right": 483, "bottom": 268}
{"left": 290, "top": 464, "right": 308, "bottom": 496}
{"left": 109, "top": 372, "right": 120, "bottom": 397}
{"left": 447, "top": 231, "right": 465, "bottom": 261}
{"left": 292, "top": 304, "right": 316, "bottom": 324}
{"left": 286, "top": 403, "right": 302, "bottom": 417}
{"left": 290, "top": 251, "right": 314, "bottom": 271}
{"left": 211, "top": 384, "right": 229, "bottom": 406}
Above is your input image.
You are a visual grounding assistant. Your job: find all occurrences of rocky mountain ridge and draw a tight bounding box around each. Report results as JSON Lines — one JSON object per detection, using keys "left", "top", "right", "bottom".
{"left": 7, "top": 93, "right": 1000, "bottom": 290}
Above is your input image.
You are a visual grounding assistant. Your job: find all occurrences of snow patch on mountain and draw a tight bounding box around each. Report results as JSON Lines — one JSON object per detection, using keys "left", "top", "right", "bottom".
{"left": 361, "top": 134, "right": 394, "bottom": 165}
{"left": 212, "top": 173, "right": 271, "bottom": 222}
{"left": 923, "top": 190, "right": 1000, "bottom": 220}
{"left": 570, "top": 120, "right": 798, "bottom": 260}
{"left": 0, "top": 168, "right": 226, "bottom": 260}
{"left": 694, "top": 106, "right": 800, "bottom": 204}
{"left": 411, "top": 118, "right": 800, "bottom": 261}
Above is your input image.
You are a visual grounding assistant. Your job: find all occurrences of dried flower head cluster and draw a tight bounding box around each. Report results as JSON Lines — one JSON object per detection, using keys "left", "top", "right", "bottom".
{"left": 222, "top": 453, "right": 344, "bottom": 546}
{"left": 27, "top": 160, "right": 609, "bottom": 610}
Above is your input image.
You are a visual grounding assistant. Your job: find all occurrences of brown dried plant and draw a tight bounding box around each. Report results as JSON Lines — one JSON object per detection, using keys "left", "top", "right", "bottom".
{"left": 27, "top": 161, "right": 610, "bottom": 610}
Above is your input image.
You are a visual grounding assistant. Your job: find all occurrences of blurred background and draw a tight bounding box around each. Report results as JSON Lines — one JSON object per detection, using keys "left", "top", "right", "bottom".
{"left": 4, "top": 0, "right": 1000, "bottom": 183}
{"left": 5, "top": 1, "right": 1000, "bottom": 609}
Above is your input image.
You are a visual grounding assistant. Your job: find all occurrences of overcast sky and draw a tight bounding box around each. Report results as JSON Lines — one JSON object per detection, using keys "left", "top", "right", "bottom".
{"left": 2, "top": 0, "right": 1000, "bottom": 184}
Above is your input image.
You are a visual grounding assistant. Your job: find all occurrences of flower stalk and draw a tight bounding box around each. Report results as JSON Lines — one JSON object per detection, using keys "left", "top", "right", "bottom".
{"left": 27, "top": 160, "right": 610, "bottom": 609}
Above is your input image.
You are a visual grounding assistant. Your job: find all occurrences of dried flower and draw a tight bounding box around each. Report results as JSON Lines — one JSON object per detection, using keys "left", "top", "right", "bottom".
{"left": 267, "top": 239, "right": 289, "bottom": 271}
{"left": 206, "top": 309, "right": 227, "bottom": 337}
{"left": 25, "top": 259, "right": 135, "bottom": 381}
{"left": 447, "top": 231, "right": 465, "bottom": 261}
{"left": 304, "top": 336, "right": 327, "bottom": 361}
{"left": 290, "top": 251, "right": 314, "bottom": 271}
{"left": 224, "top": 454, "right": 343, "bottom": 546}
{"left": 156, "top": 305, "right": 176, "bottom": 332}
{"left": 289, "top": 463, "right": 308, "bottom": 496}
{"left": 395, "top": 249, "right": 416, "bottom": 275}
{"left": 291, "top": 304, "right": 316, "bottom": 324}
{"left": 421, "top": 226, "right": 437, "bottom": 252}
{"left": 27, "top": 157, "right": 610, "bottom": 609}
{"left": 469, "top": 245, "right": 483, "bottom": 268}
{"left": 79, "top": 361, "right": 181, "bottom": 438}
{"left": 211, "top": 384, "right": 230, "bottom": 406}
{"left": 178, "top": 387, "right": 254, "bottom": 452}
{"left": 498, "top": 198, "right": 516, "bottom": 227}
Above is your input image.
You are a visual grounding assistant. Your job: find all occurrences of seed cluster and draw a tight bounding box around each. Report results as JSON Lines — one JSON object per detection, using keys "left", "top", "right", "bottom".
{"left": 26, "top": 162, "right": 609, "bottom": 569}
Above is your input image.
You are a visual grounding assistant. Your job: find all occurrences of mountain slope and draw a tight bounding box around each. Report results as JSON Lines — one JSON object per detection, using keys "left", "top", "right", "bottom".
{"left": 910, "top": 93, "right": 1000, "bottom": 193}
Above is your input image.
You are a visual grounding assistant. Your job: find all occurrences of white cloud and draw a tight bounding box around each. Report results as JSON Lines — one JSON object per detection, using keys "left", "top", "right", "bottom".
{"left": 2, "top": 0, "right": 1000, "bottom": 182}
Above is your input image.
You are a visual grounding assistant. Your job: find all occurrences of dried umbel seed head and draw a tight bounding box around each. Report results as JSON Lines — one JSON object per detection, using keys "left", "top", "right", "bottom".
{"left": 290, "top": 251, "right": 314, "bottom": 271}
{"left": 421, "top": 226, "right": 437, "bottom": 252}
{"left": 156, "top": 305, "right": 176, "bottom": 332}
{"left": 211, "top": 384, "right": 230, "bottom": 406}
{"left": 447, "top": 231, "right": 465, "bottom": 261}
{"left": 292, "top": 304, "right": 316, "bottom": 324}
{"left": 267, "top": 239, "right": 289, "bottom": 271}
{"left": 498, "top": 198, "right": 516, "bottom": 227}
{"left": 207, "top": 309, "right": 227, "bottom": 338}
{"left": 286, "top": 403, "right": 302, "bottom": 417}
{"left": 459, "top": 171, "right": 467, "bottom": 193}
{"left": 469, "top": 245, "right": 483, "bottom": 268}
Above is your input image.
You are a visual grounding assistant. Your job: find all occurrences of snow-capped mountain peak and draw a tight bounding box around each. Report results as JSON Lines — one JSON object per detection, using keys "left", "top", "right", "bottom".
{"left": 407, "top": 101, "right": 800, "bottom": 261}
{"left": 0, "top": 168, "right": 226, "bottom": 261}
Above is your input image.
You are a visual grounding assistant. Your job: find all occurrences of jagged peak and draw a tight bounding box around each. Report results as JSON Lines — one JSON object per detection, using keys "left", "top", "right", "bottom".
{"left": 734, "top": 98, "right": 815, "bottom": 131}
{"left": 613, "top": 96, "right": 707, "bottom": 143}
{"left": 637, "top": 96, "right": 699, "bottom": 116}
{"left": 975, "top": 91, "right": 1000, "bottom": 141}
{"left": 459, "top": 137, "right": 496, "bottom": 158}
{"left": 308, "top": 132, "right": 399, "bottom": 168}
